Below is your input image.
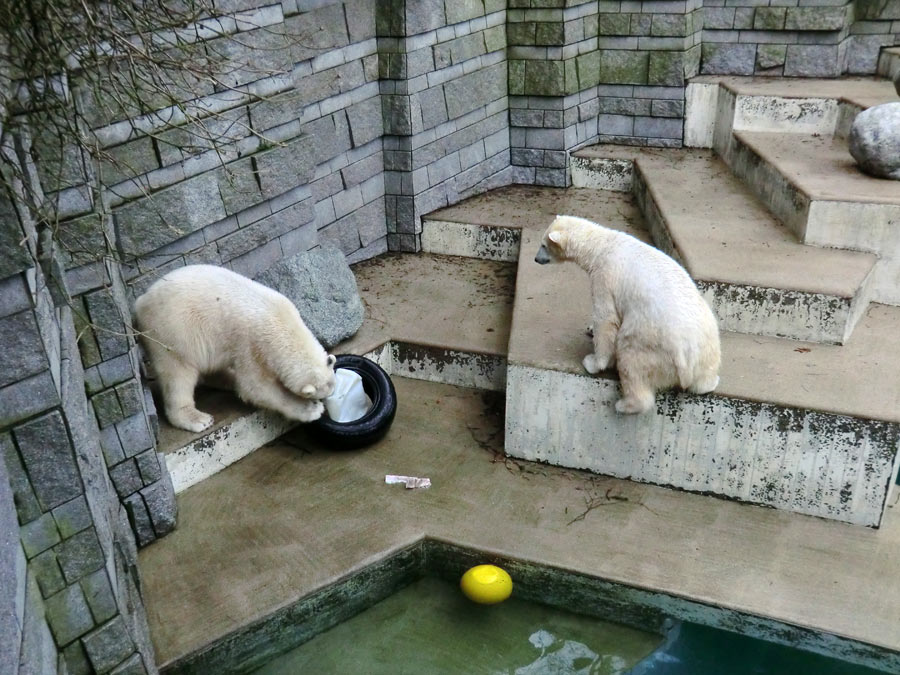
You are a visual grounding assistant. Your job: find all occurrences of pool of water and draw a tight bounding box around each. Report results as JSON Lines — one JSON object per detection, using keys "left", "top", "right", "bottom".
{"left": 165, "top": 542, "right": 897, "bottom": 675}
{"left": 254, "top": 577, "right": 662, "bottom": 674}
{"left": 634, "top": 622, "right": 891, "bottom": 675}
{"left": 252, "top": 575, "right": 893, "bottom": 675}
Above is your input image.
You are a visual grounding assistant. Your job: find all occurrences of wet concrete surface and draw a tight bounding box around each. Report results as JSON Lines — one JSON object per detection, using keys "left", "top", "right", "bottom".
{"left": 140, "top": 376, "right": 900, "bottom": 668}
{"left": 337, "top": 253, "right": 516, "bottom": 359}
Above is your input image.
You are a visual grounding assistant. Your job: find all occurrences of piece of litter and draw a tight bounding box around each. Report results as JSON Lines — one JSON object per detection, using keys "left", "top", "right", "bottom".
{"left": 385, "top": 475, "right": 432, "bottom": 489}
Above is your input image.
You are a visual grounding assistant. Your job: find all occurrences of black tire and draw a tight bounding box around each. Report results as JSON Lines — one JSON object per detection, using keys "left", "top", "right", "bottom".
{"left": 309, "top": 354, "right": 397, "bottom": 450}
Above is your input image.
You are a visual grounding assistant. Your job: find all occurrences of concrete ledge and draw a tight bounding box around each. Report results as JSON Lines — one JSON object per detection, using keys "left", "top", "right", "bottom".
{"left": 161, "top": 537, "right": 900, "bottom": 675}
{"left": 570, "top": 155, "right": 633, "bottom": 191}
{"left": 421, "top": 219, "right": 520, "bottom": 261}
{"left": 390, "top": 342, "right": 507, "bottom": 392}
{"left": 687, "top": 76, "right": 897, "bottom": 146}
{"left": 166, "top": 407, "right": 296, "bottom": 493}
{"left": 505, "top": 363, "right": 899, "bottom": 527}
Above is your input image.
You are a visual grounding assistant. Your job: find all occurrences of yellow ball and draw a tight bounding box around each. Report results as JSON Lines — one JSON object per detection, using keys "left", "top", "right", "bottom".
{"left": 460, "top": 564, "right": 513, "bottom": 604}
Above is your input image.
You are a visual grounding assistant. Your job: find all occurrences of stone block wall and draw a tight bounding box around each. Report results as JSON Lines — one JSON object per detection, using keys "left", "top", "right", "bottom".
{"left": 379, "top": 0, "right": 512, "bottom": 251}
{"left": 1, "top": 227, "right": 161, "bottom": 671}
{"left": 851, "top": 0, "right": 900, "bottom": 72}
{"left": 701, "top": 0, "right": 898, "bottom": 76}
{"left": 57, "top": 1, "right": 389, "bottom": 298}
{"left": 43, "top": 0, "right": 900, "bottom": 269}
{"left": 508, "top": 0, "right": 703, "bottom": 171}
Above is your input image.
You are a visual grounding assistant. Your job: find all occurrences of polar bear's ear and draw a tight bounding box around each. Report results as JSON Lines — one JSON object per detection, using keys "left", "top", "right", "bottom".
{"left": 548, "top": 230, "right": 563, "bottom": 244}
{"left": 327, "top": 354, "right": 336, "bottom": 369}
{"left": 301, "top": 384, "right": 316, "bottom": 396}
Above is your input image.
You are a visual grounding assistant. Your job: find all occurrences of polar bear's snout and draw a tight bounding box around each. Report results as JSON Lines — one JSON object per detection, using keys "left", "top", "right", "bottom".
{"left": 297, "top": 354, "right": 337, "bottom": 400}
{"left": 534, "top": 244, "right": 551, "bottom": 265}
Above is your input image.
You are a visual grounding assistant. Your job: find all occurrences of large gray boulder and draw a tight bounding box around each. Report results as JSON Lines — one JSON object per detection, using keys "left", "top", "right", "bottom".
{"left": 256, "top": 244, "right": 364, "bottom": 349}
{"left": 849, "top": 103, "right": 900, "bottom": 181}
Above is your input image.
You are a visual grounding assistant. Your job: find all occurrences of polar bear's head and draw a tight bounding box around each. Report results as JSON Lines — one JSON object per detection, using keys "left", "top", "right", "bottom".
{"left": 293, "top": 353, "right": 337, "bottom": 400}
{"left": 534, "top": 215, "right": 582, "bottom": 264}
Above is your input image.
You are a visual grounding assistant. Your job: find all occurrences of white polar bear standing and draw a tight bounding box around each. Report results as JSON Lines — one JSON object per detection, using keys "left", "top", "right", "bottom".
{"left": 134, "top": 264, "right": 336, "bottom": 433}
{"left": 535, "top": 215, "right": 721, "bottom": 414}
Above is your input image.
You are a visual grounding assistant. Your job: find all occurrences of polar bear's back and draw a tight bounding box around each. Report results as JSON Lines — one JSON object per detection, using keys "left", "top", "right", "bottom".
{"left": 134, "top": 264, "right": 298, "bottom": 372}
{"left": 606, "top": 232, "right": 711, "bottom": 326}
{"left": 575, "top": 222, "right": 720, "bottom": 380}
{"left": 136, "top": 264, "right": 285, "bottom": 323}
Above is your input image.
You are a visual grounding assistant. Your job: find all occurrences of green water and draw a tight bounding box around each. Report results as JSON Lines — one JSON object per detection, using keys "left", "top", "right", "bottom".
{"left": 254, "top": 577, "right": 662, "bottom": 674}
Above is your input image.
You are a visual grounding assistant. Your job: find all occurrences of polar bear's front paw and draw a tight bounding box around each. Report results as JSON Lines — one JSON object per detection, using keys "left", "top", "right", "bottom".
{"left": 170, "top": 408, "right": 214, "bottom": 433}
{"left": 583, "top": 352, "right": 614, "bottom": 375}
{"left": 294, "top": 400, "right": 325, "bottom": 423}
{"left": 583, "top": 354, "right": 601, "bottom": 375}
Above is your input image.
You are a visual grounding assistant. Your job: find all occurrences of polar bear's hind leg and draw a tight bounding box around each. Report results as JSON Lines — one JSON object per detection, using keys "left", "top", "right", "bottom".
{"left": 614, "top": 348, "right": 656, "bottom": 414}
{"left": 154, "top": 350, "right": 214, "bottom": 433}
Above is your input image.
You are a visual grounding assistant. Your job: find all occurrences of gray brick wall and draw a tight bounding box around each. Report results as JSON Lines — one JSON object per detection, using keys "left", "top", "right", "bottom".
{"left": 1, "top": 143, "right": 162, "bottom": 671}
{"left": 0, "top": 264, "right": 160, "bottom": 674}
{"left": 508, "top": 0, "right": 702, "bottom": 177}
{"left": 54, "top": 0, "right": 387, "bottom": 296}
{"left": 379, "top": 0, "right": 511, "bottom": 252}
{"left": 700, "top": 0, "right": 898, "bottom": 76}
{"left": 38, "top": 0, "right": 900, "bottom": 269}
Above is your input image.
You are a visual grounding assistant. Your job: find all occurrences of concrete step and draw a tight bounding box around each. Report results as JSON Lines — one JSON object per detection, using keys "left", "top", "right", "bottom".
{"left": 571, "top": 146, "right": 878, "bottom": 344}
{"left": 686, "top": 75, "right": 897, "bottom": 147}
{"left": 503, "top": 212, "right": 900, "bottom": 528}
{"left": 425, "top": 183, "right": 900, "bottom": 525}
{"left": 157, "top": 389, "right": 297, "bottom": 493}
{"left": 681, "top": 76, "right": 900, "bottom": 308}
{"left": 422, "top": 184, "right": 646, "bottom": 262}
{"left": 719, "top": 130, "right": 900, "bottom": 306}
{"left": 158, "top": 253, "right": 516, "bottom": 492}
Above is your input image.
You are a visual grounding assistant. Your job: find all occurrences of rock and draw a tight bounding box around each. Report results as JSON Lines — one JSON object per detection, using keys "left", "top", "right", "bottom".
{"left": 255, "top": 244, "right": 364, "bottom": 350}
{"left": 894, "top": 69, "right": 900, "bottom": 97}
{"left": 849, "top": 103, "right": 900, "bottom": 180}
{"left": 140, "top": 474, "right": 177, "bottom": 539}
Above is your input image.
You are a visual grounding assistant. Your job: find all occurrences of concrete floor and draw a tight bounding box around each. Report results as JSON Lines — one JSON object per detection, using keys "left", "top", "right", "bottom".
{"left": 340, "top": 252, "right": 516, "bottom": 359}
{"left": 140, "top": 185, "right": 900, "bottom": 670}
{"left": 140, "top": 375, "right": 900, "bottom": 669}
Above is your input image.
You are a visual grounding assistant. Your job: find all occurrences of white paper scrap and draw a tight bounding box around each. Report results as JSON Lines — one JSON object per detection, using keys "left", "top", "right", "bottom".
{"left": 385, "top": 475, "right": 432, "bottom": 489}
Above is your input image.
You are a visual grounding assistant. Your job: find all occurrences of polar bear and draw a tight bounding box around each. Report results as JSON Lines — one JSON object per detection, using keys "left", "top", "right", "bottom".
{"left": 535, "top": 215, "right": 721, "bottom": 414}
{"left": 134, "top": 264, "right": 336, "bottom": 432}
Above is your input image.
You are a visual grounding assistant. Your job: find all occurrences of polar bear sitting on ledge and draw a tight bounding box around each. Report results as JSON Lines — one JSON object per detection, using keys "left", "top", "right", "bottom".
{"left": 135, "top": 264, "right": 336, "bottom": 433}
{"left": 535, "top": 215, "right": 721, "bottom": 415}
